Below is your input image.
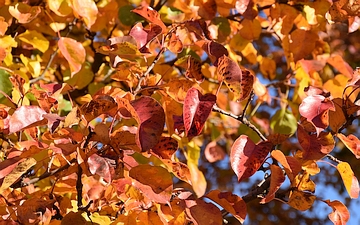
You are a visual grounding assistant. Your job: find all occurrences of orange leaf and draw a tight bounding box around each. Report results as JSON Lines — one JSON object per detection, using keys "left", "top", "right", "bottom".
{"left": 230, "top": 135, "right": 272, "bottom": 181}
{"left": 185, "top": 56, "right": 204, "bottom": 83}
{"left": 204, "top": 141, "right": 226, "bottom": 163}
{"left": 195, "top": 0, "right": 217, "bottom": 20}
{"left": 167, "top": 32, "right": 183, "bottom": 53}
{"left": 71, "top": 0, "right": 98, "bottom": 28}
{"left": 260, "top": 164, "right": 285, "bottom": 203}
{"left": 150, "top": 136, "right": 178, "bottom": 159}
{"left": 206, "top": 190, "right": 247, "bottom": 223}
{"left": 289, "top": 29, "right": 318, "bottom": 62}
{"left": 323, "top": 200, "right": 350, "bottom": 225}
{"left": 337, "top": 133, "right": 360, "bottom": 159}
{"left": 217, "top": 56, "right": 254, "bottom": 101}
{"left": 58, "top": 37, "right": 86, "bottom": 76}
{"left": 337, "top": 162, "right": 359, "bottom": 199}
{"left": 185, "top": 199, "right": 222, "bottom": 225}
{"left": 288, "top": 190, "right": 316, "bottom": 211}
{"left": 8, "top": 3, "right": 41, "bottom": 24}
{"left": 132, "top": 6, "right": 167, "bottom": 33}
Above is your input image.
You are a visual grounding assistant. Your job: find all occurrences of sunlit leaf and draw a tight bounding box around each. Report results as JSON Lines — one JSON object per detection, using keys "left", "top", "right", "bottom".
{"left": 17, "top": 30, "right": 49, "bottom": 53}
{"left": 150, "top": 136, "right": 178, "bottom": 159}
{"left": 9, "top": 106, "right": 47, "bottom": 134}
{"left": 337, "top": 162, "right": 359, "bottom": 199}
{"left": 230, "top": 135, "right": 272, "bottom": 181}
{"left": 58, "top": 37, "right": 86, "bottom": 76}
{"left": 288, "top": 190, "right": 316, "bottom": 211}
{"left": 183, "top": 88, "right": 216, "bottom": 139}
{"left": 132, "top": 6, "right": 167, "bottom": 33}
{"left": 47, "top": 0, "right": 72, "bottom": 17}
{"left": 337, "top": 133, "right": 360, "bottom": 159}
{"left": 71, "top": 0, "right": 98, "bottom": 28}
{"left": 271, "top": 150, "right": 302, "bottom": 182}
{"left": 9, "top": 3, "right": 41, "bottom": 24}
{"left": 206, "top": 190, "right": 247, "bottom": 223}
{"left": 260, "top": 164, "right": 285, "bottom": 203}
{"left": 323, "top": 200, "right": 350, "bottom": 225}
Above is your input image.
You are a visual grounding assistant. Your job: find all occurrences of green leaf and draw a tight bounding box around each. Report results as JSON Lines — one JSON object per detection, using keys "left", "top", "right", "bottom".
{"left": 0, "top": 69, "right": 13, "bottom": 101}
{"left": 118, "top": 5, "right": 143, "bottom": 26}
{"left": 270, "top": 108, "right": 297, "bottom": 135}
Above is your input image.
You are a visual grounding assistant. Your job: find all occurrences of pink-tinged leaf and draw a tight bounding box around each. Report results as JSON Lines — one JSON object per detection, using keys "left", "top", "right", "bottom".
{"left": 183, "top": 88, "right": 216, "bottom": 139}
{"left": 185, "top": 199, "right": 223, "bottom": 225}
{"left": 132, "top": 6, "right": 167, "bottom": 33}
{"left": 150, "top": 136, "right": 178, "bottom": 159}
{"left": 71, "top": 0, "right": 98, "bottom": 28}
{"left": 58, "top": 37, "right": 86, "bottom": 76}
{"left": 297, "top": 124, "right": 335, "bottom": 160}
{"left": 130, "top": 23, "right": 162, "bottom": 53}
{"left": 271, "top": 150, "right": 301, "bottom": 181}
{"left": 0, "top": 156, "right": 22, "bottom": 179}
{"left": 327, "top": 55, "right": 353, "bottom": 78}
{"left": 204, "top": 141, "right": 226, "bottom": 163}
{"left": 337, "top": 162, "right": 359, "bottom": 199}
{"left": 260, "top": 164, "right": 285, "bottom": 203}
{"left": 323, "top": 200, "right": 350, "bottom": 225}
{"left": 129, "top": 165, "right": 173, "bottom": 204}
{"left": 206, "top": 190, "right": 247, "bottom": 223}
{"left": 131, "top": 96, "right": 165, "bottom": 151}
{"left": 235, "top": 0, "right": 251, "bottom": 14}
{"left": 337, "top": 133, "right": 360, "bottom": 159}
{"left": 9, "top": 106, "right": 47, "bottom": 134}
{"left": 230, "top": 135, "right": 272, "bottom": 181}
{"left": 88, "top": 154, "right": 113, "bottom": 183}
{"left": 8, "top": 3, "right": 41, "bottom": 24}
{"left": 299, "top": 95, "right": 335, "bottom": 134}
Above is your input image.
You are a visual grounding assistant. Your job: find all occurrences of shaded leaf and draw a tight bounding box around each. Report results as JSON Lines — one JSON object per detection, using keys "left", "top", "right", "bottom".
{"left": 8, "top": 3, "right": 41, "bottom": 24}
{"left": 329, "top": 98, "right": 346, "bottom": 133}
{"left": 206, "top": 190, "right": 247, "bottom": 223}
{"left": 80, "top": 95, "right": 117, "bottom": 122}
{"left": 167, "top": 32, "right": 183, "bottom": 53}
{"left": 183, "top": 88, "right": 216, "bottom": 139}
{"left": 17, "top": 30, "right": 49, "bottom": 53}
{"left": 131, "top": 96, "right": 165, "bottom": 151}
{"left": 185, "top": 199, "right": 222, "bottom": 225}
{"left": 0, "top": 69, "right": 13, "bottom": 101}
{"left": 188, "top": 161, "right": 207, "bottom": 197}
{"left": 197, "top": 40, "right": 228, "bottom": 66}
{"left": 337, "top": 162, "right": 359, "bottom": 199}
{"left": 58, "top": 37, "right": 86, "bottom": 76}
{"left": 129, "top": 23, "right": 162, "bottom": 53}
{"left": 110, "top": 129, "right": 140, "bottom": 152}
{"left": 185, "top": 56, "right": 204, "bottom": 83}
{"left": 195, "top": 0, "right": 217, "bottom": 20}
{"left": 337, "top": 133, "right": 360, "bottom": 159}
{"left": 323, "top": 200, "right": 350, "bottom": 225}
{"left": 270, "top": 108, "right": 297, "bottom": 135}
{"left": 327, "top": 55, "right": 353, "bottom": 78}
{"left": 289, "top": 29, "right": 318, "bottom": 62}
{"left": 9, "top": 106, "right": 47, "bottom": 134}
{"left": 260, "top": 164, "right": 285, "bottom": 203}
{"left": 297, "top": 124, "right": 335, "bottom": 160}
{"left": 271, "top": 150, "right": 302, "bottom": 181}
{"left": 230, "top": 135, "right": 272, "bottom": 181}
{"left": 88, "top": 154, "right": 112, "bottom": 183}
{"left": 204, "top": 141, "right": 226, "bottom": 163}
{"left": 17, "top": 198, "right": 55, "bottom": 225}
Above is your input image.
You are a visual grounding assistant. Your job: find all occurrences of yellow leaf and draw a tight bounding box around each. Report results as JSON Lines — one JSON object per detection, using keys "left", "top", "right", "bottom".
{"left": 0, "top": 158, "right": 36, "bottom": 194}
{"left": 71, "top": 0, "right": 98, "bottom": 28}
{"left": 17, "top": 30, "right": 49, "bottom": 53}
{"left": 323, "top": 74, "right": 348, "bottom": 98}
{"left": 20, "top": 54, "right": 41, "bottom": 77}
{"left": 65, "top": 62, "right": 94, "bottom": 89}
{"left": 288, "top": 190, "right": 316, "bottom": 211}
{"left": 259, "top": 56, "right": 277, "bottom": 80}
{"left": 337, "top": 162, "right": 360, "bottom": 199}
{"left": 239, "top": 19, "right": 262, "bottom": 40}
{"left": 0, "top": 16, "right": 8, "bottom": 36}
{"left": 47, "top": 0, "right": 72, "bottom": 17}
{"left": 58, "top": 37, "right": 86, "bottom": 76}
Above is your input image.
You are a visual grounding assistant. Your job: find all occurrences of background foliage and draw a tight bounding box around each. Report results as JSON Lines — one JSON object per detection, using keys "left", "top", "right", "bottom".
{"left": 0, "top": 0, "right": 360, "bottom": 224}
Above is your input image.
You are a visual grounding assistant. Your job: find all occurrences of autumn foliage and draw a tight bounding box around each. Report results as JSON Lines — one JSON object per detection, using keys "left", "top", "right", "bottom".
{"left": 1, "top": 0, "right": 360, "bottom": 224}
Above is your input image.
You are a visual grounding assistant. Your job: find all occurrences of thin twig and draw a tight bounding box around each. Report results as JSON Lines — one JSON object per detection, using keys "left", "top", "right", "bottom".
{"left": 76, "top": 164, "right": 83, "bottom": 207}
{"left": 29, "top": 47, "right": 58, "bottom": 84}
{"left": 133, "top": 47, "right": 166, "bottom": 95}
{"left": 242, "top": 91, "right": 254, "bottom": 118}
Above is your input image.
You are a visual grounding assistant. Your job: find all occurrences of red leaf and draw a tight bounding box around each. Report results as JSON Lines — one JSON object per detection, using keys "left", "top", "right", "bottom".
{"left": 88, "top": 154, "right": 112, "bottom": 183}
{"left": 58, "top": 37, "right": 86, "bottom": 76}
{"left": 299, "top": 95, "right": 335, "bottom": 134}
{"left": 130, "top": 23, "right": 162, "bottom": 53}
{"left": 183, "top": 88, "right": 216, "bottom": 139}
{"left": 9, "top": 106, "right": 47, "bottom": 134}
{"left": 260, "top": 164, "right": 285, "bottom": 203}
{"left": 323, "top": 200, "right": 350, "bottom": 225}
{"left": 196, "top": 40, "right": 228, "bottom": 66}
{"left": 131, "top": 96, "right": 165, "bottom": 151}
{"left": 185, "top": 56, "right": 204, "bottom": 83}
{"left": 337, "top": 133, "right": 360, "bottom": 159}
{"left": 230, "top": 135, "right": 272, "bottom": 181}
{"left": 132, "top": 6, "right": 167, "bottom": 33}
{"left": 206, "top": 190, "right": 247, "bottom": 223}
{"left": 297, "top": 124, "right": 335, "bottom": 160}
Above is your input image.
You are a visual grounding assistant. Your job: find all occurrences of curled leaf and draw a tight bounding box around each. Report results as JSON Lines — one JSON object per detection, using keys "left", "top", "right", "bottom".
{"left": 337, "top": 133, "right": 360, "bottom": 159}
{"left": 323, "top": 200, "right": 350, "bottom": 225}
{"left": 260, "top": 164, "right": 285, "bottom": 203}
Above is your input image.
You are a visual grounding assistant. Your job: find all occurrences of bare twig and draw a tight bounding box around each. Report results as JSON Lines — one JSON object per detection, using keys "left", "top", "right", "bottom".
{"left": 133, "top": 47, "right": 166, "bottom": 95}
{"left": 76, "top": 164, "right": 83, "bottom": 207}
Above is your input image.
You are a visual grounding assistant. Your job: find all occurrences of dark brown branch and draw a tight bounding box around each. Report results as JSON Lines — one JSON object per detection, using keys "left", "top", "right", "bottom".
{"left": 76, "top": 165, "right": 83, "bottom": 208}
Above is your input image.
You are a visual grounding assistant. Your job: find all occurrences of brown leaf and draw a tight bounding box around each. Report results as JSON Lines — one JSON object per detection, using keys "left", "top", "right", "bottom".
{"left": 58, "top": 37, "right": 86, "bottom": 76}
{"left": 197, "top": 40, "right": 228, "bottom": 66}
{"left": 150, "top": 136, "right": 178, "bottom": 159}
{"left": 195, "top": 0, "right": 217, "bottom": 20}
{"left": 17, "top": 198, "right": 55, "bottom": 225}
{"left": 110, "top": 129, "right": 140, "bottom": 152}
{"left": 230, "top": 135, "right": 272, "bottom": 181}
{"left": 206, "top": 190, "right": 247, "bottom": 223}
{"left": 289, "top": 29, "right": 318, "bottom": 62}
{"left": 185, "top": 199, "right": 223, "bottom": 225}
{"left": 323, "top": 200, "right": 350, "bottom": 225}
{"left": 185, "top": 56, "right": 204, "bottom": 83}
{"left": 183, "top": 88, "right": 216, "bottom": 139}
{"left": 204, "top": 141, "right": 226, "bottom": 163}
{"left": 80, "top": 95, "right": 117, "bottom": 122}
{"left": 288, "top": 190, "right": 316, "bottom": 211}
{"left": 329, "top": 98, "right": 346, "bottom": 133}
